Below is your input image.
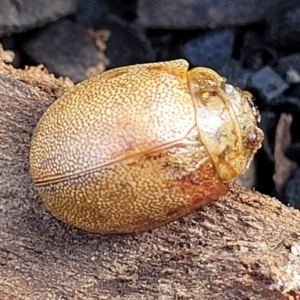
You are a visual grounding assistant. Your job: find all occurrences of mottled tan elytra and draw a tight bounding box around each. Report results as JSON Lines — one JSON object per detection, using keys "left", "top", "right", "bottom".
{"left": 30, "top": 59, "right": 264, "bottom": 234}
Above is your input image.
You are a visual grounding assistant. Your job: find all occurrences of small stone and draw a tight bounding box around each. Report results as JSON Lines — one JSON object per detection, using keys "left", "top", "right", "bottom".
{"left": 250, "top": 66, "right": 289, "bottom": 102}
{"left": 181, "top": 29, "right": 234, "bottom": 71}
{"left": 286, "top": 68, "right": 300, "bottom": 84}
{"left": 277, "top": 53, "right": 300, "bottom": 83}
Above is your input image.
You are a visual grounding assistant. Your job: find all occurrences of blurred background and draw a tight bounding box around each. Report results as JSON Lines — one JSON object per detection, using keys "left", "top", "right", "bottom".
{"left": 1, "top": 0, "right": 300, "bottom": 209}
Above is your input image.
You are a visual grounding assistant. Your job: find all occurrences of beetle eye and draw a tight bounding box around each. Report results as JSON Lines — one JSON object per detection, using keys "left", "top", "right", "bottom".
{"left": 246, "top": 129, "right": 264, "bottom": 149}
{"left": 248, "top": 132, "right": 258, "bottom": 144}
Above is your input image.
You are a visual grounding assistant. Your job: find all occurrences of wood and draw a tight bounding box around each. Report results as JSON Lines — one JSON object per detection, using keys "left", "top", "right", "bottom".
{"left": 0, "top": 46, "right": 299, "bottom": 300}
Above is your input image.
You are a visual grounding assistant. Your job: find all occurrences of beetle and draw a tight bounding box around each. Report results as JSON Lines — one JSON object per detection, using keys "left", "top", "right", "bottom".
{"left": 29, "top": 59, "right": 264, "bottom": 234}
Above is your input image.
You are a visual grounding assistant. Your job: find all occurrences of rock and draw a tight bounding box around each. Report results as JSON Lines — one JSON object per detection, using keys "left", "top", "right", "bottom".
{"left": 218, "top": 59, "right": 254, "bottom": 90}
{"left": 266, "top": 6, "right": 300, "bottom": 51}
{"left": 74, "top": 0, "right": 109, "bottom": 28}
{"left": 181, "top": 29, "right": 235, "bottom": 71}
{"left": 0, "top": 0, "right": 78, "bottom": 37}
{"left": 138, "top": 0, "right": 300, "bottom": 29}
{"left": 277, "top": 53, "right": 300, "bottom": 83}
{"left": 74, "top": 0, "right": 155, "bottom": 69}
{"left": 94, "top": 17, "right": 155, "bottom": 69}
{"left": 21, "top": 19, "right": 103, "bottom": 83}
{"left": 250, "top": 66, "right": 289, "bottom": 102}
{"left": 239, "top": 30, "right": 278, "bottom": 69}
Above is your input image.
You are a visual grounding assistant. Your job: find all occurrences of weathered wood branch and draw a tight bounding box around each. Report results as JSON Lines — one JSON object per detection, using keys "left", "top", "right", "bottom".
{"left": 0, "top": 46, "right": 299, "bottom": 300}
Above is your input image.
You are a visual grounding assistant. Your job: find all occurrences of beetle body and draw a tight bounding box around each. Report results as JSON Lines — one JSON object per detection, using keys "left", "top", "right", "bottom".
{"left": 30, "top": 60, "right": 263, "bottom": 233}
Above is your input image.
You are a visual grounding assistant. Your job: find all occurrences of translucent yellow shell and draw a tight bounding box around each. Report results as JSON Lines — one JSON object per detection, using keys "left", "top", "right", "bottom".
{"left": 30, "top": 59, "right": 264, "bottom": 233}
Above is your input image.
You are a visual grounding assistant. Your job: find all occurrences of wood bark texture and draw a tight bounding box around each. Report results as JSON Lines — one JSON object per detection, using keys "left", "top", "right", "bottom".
{"left": 0, "top": 46, "right": 299, "bottom": 300}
